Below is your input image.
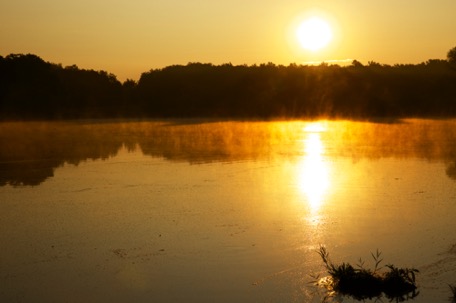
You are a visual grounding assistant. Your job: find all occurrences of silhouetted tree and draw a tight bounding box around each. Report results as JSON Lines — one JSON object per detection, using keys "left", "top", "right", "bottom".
{"left": 351, "top": 60, "right": 364, "bottom": 68}
{"left": 0, "top": 54, "right": 63, "bottom": 119}
{"left": 0, "top": 54, "right": 123, "bottom": 119}
{"left": 2, "top": 53, "right": 456, "bottom": 120}
{"left": 448, "top": 46, "right": 456, "bottom": 67}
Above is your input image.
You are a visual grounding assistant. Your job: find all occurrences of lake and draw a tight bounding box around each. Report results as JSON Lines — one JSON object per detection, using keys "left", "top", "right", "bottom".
{"left": 1, "top": 119, "right": 456, "bottom": 302}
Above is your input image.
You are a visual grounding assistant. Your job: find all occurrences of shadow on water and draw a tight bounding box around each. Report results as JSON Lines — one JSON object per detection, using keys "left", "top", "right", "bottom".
{"left": 446, "top": 162, "right": 456, "bottom": 181}
{"left": 352, "top": 117, "right": 407, "bottom": 125}
{"left": 0, "top": 121, "right": 126, "bottom": 186}
{"left": 2, "top": 118, "right": 456, "bottom": 186}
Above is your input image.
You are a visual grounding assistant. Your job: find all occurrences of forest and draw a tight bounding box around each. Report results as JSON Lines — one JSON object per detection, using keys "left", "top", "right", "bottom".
{"left": 1, "top": 50, "right": 456, "bottom": 120}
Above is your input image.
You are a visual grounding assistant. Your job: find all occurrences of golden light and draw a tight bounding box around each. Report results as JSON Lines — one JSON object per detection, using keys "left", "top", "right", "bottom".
{"left": 304, "top": 121, "right": 327, "bottom": 133}
{"left": 296, "top": 17, "right": 333, "bottom": 51}
{"left": 298, "top": 123, "right": 330, "bottom": 212}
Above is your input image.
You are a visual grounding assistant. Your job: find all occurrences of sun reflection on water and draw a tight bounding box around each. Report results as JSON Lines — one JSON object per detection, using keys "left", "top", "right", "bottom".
{"left": 298, "top": 122, "right": 331, "bottom": 215}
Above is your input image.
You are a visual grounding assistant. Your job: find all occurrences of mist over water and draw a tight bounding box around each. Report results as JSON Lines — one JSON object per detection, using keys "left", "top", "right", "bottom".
{"left": 2, "top": 119, "right": 456, "bottom": 186}
{"left": 1, "top": 119, "right": 456, "bottom": 302}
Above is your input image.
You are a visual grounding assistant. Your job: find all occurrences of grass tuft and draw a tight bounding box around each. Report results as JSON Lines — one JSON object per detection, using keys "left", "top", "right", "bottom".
{"left": 314, "top": 246, "right": 419, "bottom": 300}
{"left": 450, "top": 284, "right": 456, "bottom": 302}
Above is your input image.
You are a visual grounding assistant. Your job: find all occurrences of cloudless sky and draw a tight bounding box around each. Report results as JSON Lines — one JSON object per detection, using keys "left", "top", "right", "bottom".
{"left": 2, "top": 0, "right": 456, "bottom": 81}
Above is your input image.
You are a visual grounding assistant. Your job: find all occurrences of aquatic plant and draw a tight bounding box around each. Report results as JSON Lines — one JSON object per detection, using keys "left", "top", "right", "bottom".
{"left": 450, "top": 284, "right": 456, "bottom": 302}
{"left": 313, "top": 246, "right": 419, "bottom": 301}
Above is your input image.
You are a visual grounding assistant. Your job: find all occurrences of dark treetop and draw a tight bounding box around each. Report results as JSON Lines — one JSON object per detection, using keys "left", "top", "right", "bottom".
{"left": 1, "top": 49, "right": 456, "bottom": 120}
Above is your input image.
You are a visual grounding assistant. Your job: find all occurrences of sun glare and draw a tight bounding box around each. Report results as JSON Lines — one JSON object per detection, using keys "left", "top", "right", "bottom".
{"left": 298, "top": 123, "right": 330, "bottom": 213}
{"left": 296, "top": 17, "right": 333, "bottom": 51}
{"left": 304, "top": 121, "right": 327, "bottom": 133}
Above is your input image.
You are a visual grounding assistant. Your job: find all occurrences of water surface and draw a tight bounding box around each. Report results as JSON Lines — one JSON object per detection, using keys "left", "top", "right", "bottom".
{"left": 1, "top": 119, "right": 456, "bottom": 302}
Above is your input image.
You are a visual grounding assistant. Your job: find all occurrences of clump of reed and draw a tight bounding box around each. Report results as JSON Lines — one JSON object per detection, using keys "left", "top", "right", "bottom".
{"left": 450, "top": 284, "right": 456, "bottom": 302}
{"left": 312, "top": 246, "right": 419, "bottom": 301}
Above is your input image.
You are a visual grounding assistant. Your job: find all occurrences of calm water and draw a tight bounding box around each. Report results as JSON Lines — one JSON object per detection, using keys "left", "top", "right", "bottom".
{"left": 1, "top": 119, "right": 456, "bottom": 302}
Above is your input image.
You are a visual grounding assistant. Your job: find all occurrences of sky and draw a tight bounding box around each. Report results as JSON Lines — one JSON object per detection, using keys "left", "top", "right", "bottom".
{"left": 2, "top": 0, "right": 456, "bottom": 81}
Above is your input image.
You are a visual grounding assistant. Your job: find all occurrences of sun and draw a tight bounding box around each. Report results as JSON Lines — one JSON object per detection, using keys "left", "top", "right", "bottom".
{"left": 296, "top": 17, "right": 333, "bottom": 51}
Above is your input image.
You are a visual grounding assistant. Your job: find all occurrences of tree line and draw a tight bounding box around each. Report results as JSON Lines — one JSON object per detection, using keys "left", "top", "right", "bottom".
{"left": 1, "top": 48, "right": 456, "bottom": 120}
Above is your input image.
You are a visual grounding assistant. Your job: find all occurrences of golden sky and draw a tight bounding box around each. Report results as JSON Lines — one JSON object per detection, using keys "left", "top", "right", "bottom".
{"left": 2, "top": 0, "right": 456, "bottom": 81}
